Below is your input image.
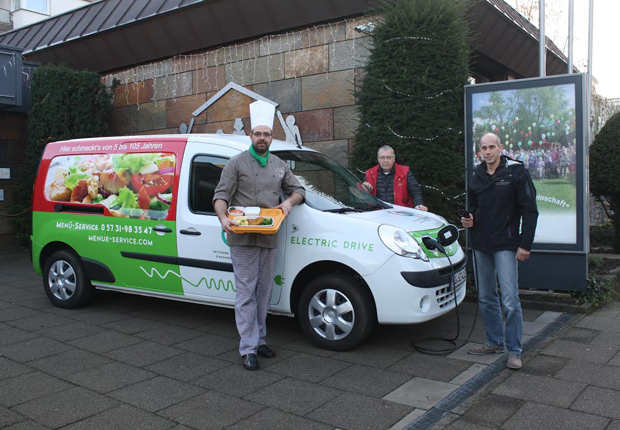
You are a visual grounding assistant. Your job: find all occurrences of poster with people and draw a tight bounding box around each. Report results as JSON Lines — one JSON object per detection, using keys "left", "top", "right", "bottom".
{"left": 465, "top": 74, "right": 586, "bottom": 250}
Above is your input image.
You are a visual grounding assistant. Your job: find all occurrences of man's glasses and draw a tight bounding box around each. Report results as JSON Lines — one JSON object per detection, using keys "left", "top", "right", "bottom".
{"left": 252, "top": 132, "right": 272, "bottom": 138}
{"left": 378, "top": 155, "right": 395, "bottom": 161}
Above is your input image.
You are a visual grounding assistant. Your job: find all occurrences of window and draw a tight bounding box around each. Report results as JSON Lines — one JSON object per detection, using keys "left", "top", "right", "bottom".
{"left": 190, "top": 155, "right": 228, "bottom": 214}
{"left": 15, "top": 0, "right": 49, "bottom": 14}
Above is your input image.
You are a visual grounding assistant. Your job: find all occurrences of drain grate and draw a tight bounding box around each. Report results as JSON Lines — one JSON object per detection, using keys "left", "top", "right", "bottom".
{"left": 403, "top": 312, "right": 575, "bottom": 430}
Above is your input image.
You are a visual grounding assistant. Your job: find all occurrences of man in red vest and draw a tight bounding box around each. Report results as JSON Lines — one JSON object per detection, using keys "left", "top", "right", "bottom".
{"left": 362, "top": 145, "right": 427, "bottom": 210}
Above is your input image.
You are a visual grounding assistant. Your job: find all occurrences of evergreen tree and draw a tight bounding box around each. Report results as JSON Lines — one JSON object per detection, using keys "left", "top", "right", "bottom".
{"left": 590, "top": 111, "right": 620, "bottom": 251}
{"left": 353, "top": 0, "right": 471, "bottom": 217}
{"left": 11, "top": 64, "right": 116, "bottom": 239}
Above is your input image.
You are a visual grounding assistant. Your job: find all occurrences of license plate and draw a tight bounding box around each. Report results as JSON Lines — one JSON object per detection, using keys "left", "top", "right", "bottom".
{"left": 453, "top": 268, "right": 466, "bottom": 286}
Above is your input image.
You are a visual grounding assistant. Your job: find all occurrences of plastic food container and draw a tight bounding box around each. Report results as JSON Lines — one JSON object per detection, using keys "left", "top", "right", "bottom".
{"left": 227, "top": 206, "right": 245, "bottom": 216}
{"left": 228, "top": 208, "right": 284, "bottom": 234}
{"left": 244, "top": 206, "right": 261, "bottom": 216}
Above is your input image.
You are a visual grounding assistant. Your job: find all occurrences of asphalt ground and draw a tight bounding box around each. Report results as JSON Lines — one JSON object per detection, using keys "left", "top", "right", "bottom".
{"left": 1, "top": 248, "right": 617, "bottom": 430}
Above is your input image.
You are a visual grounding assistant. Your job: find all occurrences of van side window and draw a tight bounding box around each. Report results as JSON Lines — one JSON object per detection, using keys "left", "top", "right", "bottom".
{"left": 190, "top": 155, "right": 228, "bottom": 214}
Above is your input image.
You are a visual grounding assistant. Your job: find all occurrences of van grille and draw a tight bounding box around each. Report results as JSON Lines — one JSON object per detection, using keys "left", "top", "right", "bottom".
{"left": 436, "top": 282, "right": 464, "bottom": 309}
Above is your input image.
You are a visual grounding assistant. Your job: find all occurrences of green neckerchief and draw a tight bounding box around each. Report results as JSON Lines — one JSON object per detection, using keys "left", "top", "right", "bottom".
{"left": 249, "top": 144, "right": 269, "bottom": 167}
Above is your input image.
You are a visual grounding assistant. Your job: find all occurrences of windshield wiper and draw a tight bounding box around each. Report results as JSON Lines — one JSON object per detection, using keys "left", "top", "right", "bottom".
{"left": 323, "top": 207, "right": 363, "bottom": 213}
{"left": 358, "top": 203, "right": 388, "bottom": 212}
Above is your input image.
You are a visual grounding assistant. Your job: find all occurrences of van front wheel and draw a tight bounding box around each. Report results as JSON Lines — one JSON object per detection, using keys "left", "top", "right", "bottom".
{"left": 298, "top": 274, "right": 375, "bottom": 351}
{"left": 43, "top": 250, "right": 93, "bottom": 309}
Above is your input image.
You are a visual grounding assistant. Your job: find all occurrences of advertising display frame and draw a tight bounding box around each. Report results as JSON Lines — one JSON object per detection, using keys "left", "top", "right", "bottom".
{"left": 464, "top": 74, "right": 588, "bottom": 291}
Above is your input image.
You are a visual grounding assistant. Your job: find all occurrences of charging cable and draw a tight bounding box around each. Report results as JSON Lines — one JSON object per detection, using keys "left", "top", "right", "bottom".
{"left": 411, "top": 214, "right": 480, "bottom": 355}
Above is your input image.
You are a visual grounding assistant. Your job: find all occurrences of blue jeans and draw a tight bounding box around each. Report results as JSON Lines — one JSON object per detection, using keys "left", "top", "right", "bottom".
{"left": 473, "top": 249, "right": 523, "bottom": 356}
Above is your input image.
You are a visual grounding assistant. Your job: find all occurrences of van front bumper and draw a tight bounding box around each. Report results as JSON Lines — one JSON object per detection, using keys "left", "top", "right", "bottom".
{"left": 365, "top": 254, "right": 466, "bottom": 324}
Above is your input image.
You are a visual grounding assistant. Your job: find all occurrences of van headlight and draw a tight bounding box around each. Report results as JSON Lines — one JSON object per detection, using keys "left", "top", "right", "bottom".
{"left": 378, "top": 225, "right": 428, "bottom": 261}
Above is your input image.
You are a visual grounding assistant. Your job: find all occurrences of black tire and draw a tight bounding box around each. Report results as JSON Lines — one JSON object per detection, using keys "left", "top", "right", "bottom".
{"left": 42, "top": 250, "right": 93, "bottom": 309}
{"left": 298, "top": 274, "right": 376, "bottom": 351}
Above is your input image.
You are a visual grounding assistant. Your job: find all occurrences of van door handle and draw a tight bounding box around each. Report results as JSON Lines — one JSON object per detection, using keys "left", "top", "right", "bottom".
{"left": 180, "top": 229, "right": 201, "bottom": 236}
{"left": 153, "top": 226, "right": 173, "bottom": 233}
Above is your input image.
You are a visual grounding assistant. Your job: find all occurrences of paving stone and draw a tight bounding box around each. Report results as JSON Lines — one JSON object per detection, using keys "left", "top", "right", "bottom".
{"left": 590, "top": 330, "right": 620, "bottom": 349}
{"left": 308, "top": 392, "right": 412, "bottom": 430}
{"left": 446, "top": 343, "right": 505, "bottom": 365}
{"left": 389, "top": 352, "right": 474, "bottom": 382}
{"left": 66, "top": 362, "right": 155, "bottom": 393}
{"left": 245, "top": 377, "right": 342, "bottom": 415}
{"left": 2, "top": 420, "right": 48, "bottom": 430}
{"left": 145, "top": 352, "right": 231, "bottom": 382}
{"left": 28, "top": 349, "right": 113, "bottom": 377}
{"left": 67, "top": 310, "right": 128, "bottom": 325}
{"left": 589, "top": 307, "right": 620, "bottom": 318}
{"left": 0, "top": 337, "right": 73, "bottom": 362}
{"left": 302, "top": 70, "right": 355, "bottom": 110}
{"left": 383, "top": 377, "right": 458, "bottom": 409}
{"left": 108, "top": 376, "right": 204, "bottom": 412}
{"left": 0, "top": 326, "right": 39, "bottom": 346}
{"left": 264, "top": 352, "right": 350, "bottom": 383}
{"left": 0, "top": 306, "right": 42, "bottom": 322}
{"left": 555, "top": 359, "right": 620, "bottom": 390}
{"left": 6, "top": 313, "right": 74, "bottom": 332}
{"left": 101, "top": 317, "right": 165, "bottom": 335}
{"left": 520, "top": 354, "right": 568, "bottom": 377}
{"left": 136, "top": 325, "right": 203, "bottom": 345}
{"left": 35, "top": 321, "right": 105, "bottom": 342}
{"left": 449, "top": 363, "right": 488, "bottom": 385}
{"left": 388, "top": 408, "right": 426, "bottom": 430}
{"left": 607, "top": 420, "right": 620, "bottom": 430}
{"left": 610, "top": 351, "right": 620, "bottom": 367}
{"left": 533, "top": 311, "right": 564, "bottom": 324}
{"left": 331, "top": 344, "right": 410, "bottom": 369}
{"left": 320, "top": 364, "right": 412, "bottom": 398}
{"left": 0, "top": 405, "right": 25, "bottom": 428}
{"left": 0, "top": 289, "right": 42, "bottom": 303}
{"left": 227, "top": 407, "right": 332, "bottom": 430}
{"left": 0, "top": 357, "right": 32, "bottom": 380}
{"left": 542, "top": 339, "right": 617, "bottom": 363}
{"left": 571, "top": 386, "right": 620, "bottom": 419}
{"left": 444, "top": 420, "right": 497, "bottom": 430}
{"left": 0, "top": 371, "right": 71, "bottom": 407}
{"left": 67, "top": 331, "right": 142, "bottom": 354}
{"left": 173, "top": 333, "right": 238, "bottom": 356}
{"left": 279, "top": 339, "right": 337, "bottom": 357}
{"left": 576, "top": 315, "right": 620, "bottom": 333}
{"left": 13, "top": 386, "right": 117, "bottom": 428}
{"left": 156, "top": 307, "right": 218, "bottom": 328}
{"left": 195, "top": 364, "right": 285, "bottom": 397}
{"left": 160, "top": 391, "right": 263, "bottom": 430}
{"left": 195, "top": 319, "right": 240, "bottom": 339}
{"left": 504, "top": 401, "right": 609, "bottom": 430}
{"left": 521, "top": 308, "right": 545, "bottom": 321}
{"left": 61, "top": 404, "right": 174, "bottom": 430}
{"left": 522, "top": 320, "right": 547, "bottom": 336}
{"left": 103, "top": 341, "right": 183, "bottom": 367}
{"left": 560, "top": 327, "right": 600, "bottom": 343}
{"left": 491, "top": 372, "right": 586, "bottom": 407}
{"left": 459, "top": 394, "right": 525, "bottom": 428}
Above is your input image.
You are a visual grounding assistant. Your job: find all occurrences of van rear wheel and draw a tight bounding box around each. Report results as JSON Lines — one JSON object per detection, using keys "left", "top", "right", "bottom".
{"left": 43, "top": 250, "right": 93, "bottom": 309}
{"left": 298, "top": 274, "right": 375, "bottom": 351}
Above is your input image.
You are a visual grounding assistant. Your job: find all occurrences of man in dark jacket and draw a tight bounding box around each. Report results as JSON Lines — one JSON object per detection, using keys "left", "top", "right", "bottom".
{"left": 362, "top": 145, "right": 427, "bottom": 210}
{"left": 461, "top": 133, "right": 538, "bottom": 370}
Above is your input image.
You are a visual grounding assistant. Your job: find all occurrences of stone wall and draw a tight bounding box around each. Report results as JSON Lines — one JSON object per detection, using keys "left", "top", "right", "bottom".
{"left": 103, "top": 17, "right": 371, "bottom": 168}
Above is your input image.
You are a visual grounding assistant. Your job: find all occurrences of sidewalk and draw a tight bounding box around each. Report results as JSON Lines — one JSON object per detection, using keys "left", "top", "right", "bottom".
{"left": 0, "top": 248, "right": 611, "bottom": 430}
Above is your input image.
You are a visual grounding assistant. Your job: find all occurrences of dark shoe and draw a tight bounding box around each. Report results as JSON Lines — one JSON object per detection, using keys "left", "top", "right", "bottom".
{"left": 257, "top": 345, "right": 276, "bottom": 358}
{"left": 242, "top": 354, "right": 259, "bottom": 370}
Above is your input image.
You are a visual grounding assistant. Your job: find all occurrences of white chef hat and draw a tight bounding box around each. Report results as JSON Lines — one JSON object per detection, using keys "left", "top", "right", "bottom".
{"left": 250, "top": 100, "right": 275, "bottom": 131}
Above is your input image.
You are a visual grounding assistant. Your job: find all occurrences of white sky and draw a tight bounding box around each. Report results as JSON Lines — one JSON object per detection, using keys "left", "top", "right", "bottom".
{"left": 504, "top": 0, "right": 620, "bottom": 99}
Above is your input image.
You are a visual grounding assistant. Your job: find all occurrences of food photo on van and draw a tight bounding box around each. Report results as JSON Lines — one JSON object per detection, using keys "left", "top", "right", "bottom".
{"left": 31, "top": 133, "right": 465, "bottom": 351}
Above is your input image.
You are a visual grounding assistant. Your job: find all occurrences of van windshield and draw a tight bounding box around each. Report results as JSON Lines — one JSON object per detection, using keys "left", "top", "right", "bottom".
{"left": 275, "top": 151, "right": 389, "bottom": 212}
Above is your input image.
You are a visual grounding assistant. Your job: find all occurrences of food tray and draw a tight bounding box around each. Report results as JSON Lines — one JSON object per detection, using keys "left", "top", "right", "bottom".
{"left": 228, "top": 208, "right": 285, "bottom": 234}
